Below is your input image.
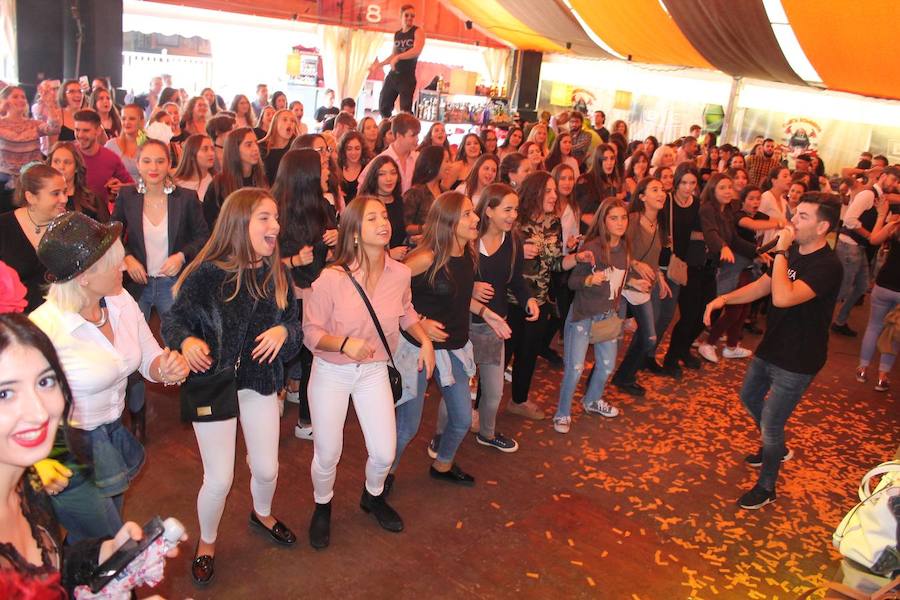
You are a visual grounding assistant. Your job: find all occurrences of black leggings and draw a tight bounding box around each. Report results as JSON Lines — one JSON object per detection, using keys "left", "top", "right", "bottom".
{"left": 505, "top": 303, "right": 551, "bottom": 405}
{"left": 664, "top": 264, "right": 717, "bottom": 365}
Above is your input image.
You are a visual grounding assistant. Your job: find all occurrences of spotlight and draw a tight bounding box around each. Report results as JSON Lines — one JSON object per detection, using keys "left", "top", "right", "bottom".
{"left": 566, "top": 42, "right": 572, "bottom": 50}
{"left": 465, "top": 20, "right": 473, "bottom": 30}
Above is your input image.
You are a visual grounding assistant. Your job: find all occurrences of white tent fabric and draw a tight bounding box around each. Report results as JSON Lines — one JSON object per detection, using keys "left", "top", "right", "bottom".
{"left": 1, "top": 0, "right": 16, "bottom": 84}
{"left": 481, "top": 47, "right": 510, "bottom": 90}
{"left": 319, "top": 26, "right": 384, "bottom": 103}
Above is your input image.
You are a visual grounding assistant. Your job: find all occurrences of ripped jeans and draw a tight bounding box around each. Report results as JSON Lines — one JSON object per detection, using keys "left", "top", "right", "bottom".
{"left": 554, "top": 309, "right": 619, "bottom": 419}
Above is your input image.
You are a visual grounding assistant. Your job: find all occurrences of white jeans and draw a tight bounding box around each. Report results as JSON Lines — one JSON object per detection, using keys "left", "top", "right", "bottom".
{"left": 308, "top": 357, "right": 396, "bottom": 504}
{"left": 192, "top": 389, "right": 280, "bottom": 544}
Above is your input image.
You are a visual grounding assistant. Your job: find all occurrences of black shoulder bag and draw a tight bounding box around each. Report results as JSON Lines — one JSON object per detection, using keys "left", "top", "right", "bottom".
{"left": 179, "top": 300, "right": 257, "bottom": 422}
{"left": 342, "top": 265, "right": 403, "bottom": 405}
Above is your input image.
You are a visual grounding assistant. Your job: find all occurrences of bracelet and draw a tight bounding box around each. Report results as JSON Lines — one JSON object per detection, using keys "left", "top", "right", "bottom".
{"left": 478, "top": 305, "right": 486, "bottom": 318}
{"left": 339, "top": 337, "right": 349, "bottom": 354}
{"left": 772, "top": 250, "right": 788, "bottom": 257}
{"left": 290, "top": 255, "right": 298, "bottom": 268}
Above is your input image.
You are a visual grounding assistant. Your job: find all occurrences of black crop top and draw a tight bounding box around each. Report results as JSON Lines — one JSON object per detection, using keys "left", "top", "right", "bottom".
{"left": 403, "top": 253, "right": 474, "bottom": 350}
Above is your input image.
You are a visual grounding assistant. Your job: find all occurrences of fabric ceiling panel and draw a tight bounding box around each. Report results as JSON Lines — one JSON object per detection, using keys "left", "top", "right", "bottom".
{"left": 494, "top": 0, "right": 613, "bottom": 59}
{"left": 783, "top": 0, "right": 900, "bottom": 100}
{"left": 664, "top": 0, "right": 804, "bottom": 84}
{"left": 568, "top": 0, "right": 711, "bottom": 68}
{"left": 442, "top": 0, "right": 566, "bottom": 53}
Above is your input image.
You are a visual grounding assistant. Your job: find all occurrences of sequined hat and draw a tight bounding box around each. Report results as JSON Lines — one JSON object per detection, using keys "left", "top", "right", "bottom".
{"left": 37, "top": 212, "right": 123, "bottom": 282}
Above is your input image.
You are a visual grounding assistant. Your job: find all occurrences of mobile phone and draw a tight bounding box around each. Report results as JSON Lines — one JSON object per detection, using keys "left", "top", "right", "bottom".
{"left": 78, "top": 75, "right": 89, "bottom": 88}
{"left": 88, "top": 516, "right": 165, "bottom": 593}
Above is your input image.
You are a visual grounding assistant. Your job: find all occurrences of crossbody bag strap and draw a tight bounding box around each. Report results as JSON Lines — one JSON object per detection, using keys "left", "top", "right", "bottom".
{"left": 341, "top": 265, "right": 396, "bottom": 367}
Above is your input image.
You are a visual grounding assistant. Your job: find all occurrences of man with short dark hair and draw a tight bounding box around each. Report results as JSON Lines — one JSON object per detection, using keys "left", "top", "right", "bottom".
{"left": 74, "top": 110, "right": 133, "bottom": 206}
{"left": 376, "top": 4, "right": 425, "bottom": 117}
{"left": 689, "top": 124, "right": 702, "bottom": 138}
{"left": 359, "top": 113, "right": 420, "bottom": 192}
{"left": 591, "top": 110, "right": 609, "bottom": 143}
{"left": 831, "top": 167, "right": 900, "bottom": 336}
{"left": 567, "top": 111, "right": 591, "bottom": 168}
{"left": 251, "top": 84, "right": 269, "bottom": 116}
{"left": 872, "top": 155, "right": 889, "bottom": 169}
{"left": 315, "top": 89, "right": 339, "bottom": 125}
{"left": 794, "top": 153, "right": 819, "bottom": 191}
{"left": 134, "top": 76, "right": 163, "bottom": 120}
{"left": 704, "top": 193, "right": 843, "bottom": 510}
{"left": 746, "top": 138, "right": 781, "bottom": 187}
{"left": 331, "top": 112, "right": 357, "bottom": 144}
{"left": 205, "top": 114, "right": 236, "bottom": 169}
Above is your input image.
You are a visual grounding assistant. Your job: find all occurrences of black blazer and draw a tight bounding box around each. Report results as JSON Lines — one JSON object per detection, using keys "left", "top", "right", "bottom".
{"left": 111, "top": 185, "right": 210, "bottom": 298}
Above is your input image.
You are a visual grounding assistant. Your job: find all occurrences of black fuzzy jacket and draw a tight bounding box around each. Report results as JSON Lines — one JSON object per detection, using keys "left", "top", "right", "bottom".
{"left": 162, "top": 261, "right": 301, "bottom": 395}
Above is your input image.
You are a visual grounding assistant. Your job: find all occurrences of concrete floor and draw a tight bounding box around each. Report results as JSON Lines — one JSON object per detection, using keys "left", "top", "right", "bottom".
{"left": 125, "top": 305, "right": 897, "bottom": 600}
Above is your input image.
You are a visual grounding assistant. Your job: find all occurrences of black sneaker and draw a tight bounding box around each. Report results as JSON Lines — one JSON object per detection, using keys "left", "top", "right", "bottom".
{"left": 744, "top": 447, "right": 793, "bottom": 467}
{"left": 831, "top": 323, "right": 858, "bottom": 337}
{"left": 737, "top": 485, "right": 776, "bottom": 509}
{"left": 613, "top": 380, "right": 646, "bottom": 396}
{"left": 540, "top": 349, "right": 563, "bottom": 367}
{"left": 475, "top": 432, "right": 519, "bottom": 453}
{"left": 660, "top": 362, "right": 683, "bottom": 379}
{"left": 642, "top": 358, "right": 664, "bottom": 373}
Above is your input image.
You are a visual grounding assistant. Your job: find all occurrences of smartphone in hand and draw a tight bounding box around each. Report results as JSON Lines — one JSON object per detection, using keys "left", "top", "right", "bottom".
{"left": 88, "top": 516, "right": 165, "bottom": 593}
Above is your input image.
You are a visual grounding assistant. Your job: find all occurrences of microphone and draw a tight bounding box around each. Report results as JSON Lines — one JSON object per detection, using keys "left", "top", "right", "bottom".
{"left": 757, "top": 235, "right": 780, "bottom": 255}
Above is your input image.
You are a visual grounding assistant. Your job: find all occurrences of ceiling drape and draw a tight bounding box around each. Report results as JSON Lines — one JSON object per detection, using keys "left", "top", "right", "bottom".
{"left": 661, "top": 0, "right": 805, "bottom": 85}
{"left": 782, "top": 0, "right": 900, "bottom": 100}
{"left": 442, "top": 0, "right": 566, "bottom": 53}
{"left": 493, "top": 0, "right": 613, "bottom": 59}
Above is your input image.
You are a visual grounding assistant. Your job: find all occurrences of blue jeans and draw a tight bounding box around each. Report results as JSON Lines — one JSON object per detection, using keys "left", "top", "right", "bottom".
{"left": 834, "top": 241, "right": 869, "bottom": 326}
{"left": 394, "top": 352, "right": 471, "bottom": 468}
{"left": 129, "top": 276, "right": 176, "bottom": 412}
{"left": 555, "top": 310, "right": 619, "bottom": 419}
{"left": 859, "top": 284, "right": 900, "bottom": 372}
{"left": 614, "top": 298, "right": 656, "bottom": 385}
{"left": 66, "top": 419, "right": 145, "bottom": 501}
{"left": 50, "top": 469, "right": 122, "bottom": 543}
{"left": 650, "top": 271, "right": 681, "bottom": 355}
{"left": 739, "top": 357, "right": 814, "bottom": 491}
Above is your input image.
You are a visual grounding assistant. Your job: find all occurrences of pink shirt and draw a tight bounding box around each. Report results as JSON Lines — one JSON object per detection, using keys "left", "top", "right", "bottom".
{"left": 303, "top": 258, "right": 419, "bottom": 364}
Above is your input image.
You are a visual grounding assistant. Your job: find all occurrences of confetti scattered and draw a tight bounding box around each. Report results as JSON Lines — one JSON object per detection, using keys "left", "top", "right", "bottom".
{"left": 526, "top": 572, "right": 540, "bottom": 580}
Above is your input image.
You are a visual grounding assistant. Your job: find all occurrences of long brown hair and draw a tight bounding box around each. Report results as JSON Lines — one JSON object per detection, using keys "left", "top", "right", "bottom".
{"left": 88, "top": 88, "right": 122, "bottom": 136}
{"left": 329, "top": 195, "right": 385, "bottom": 276}
{"left": 173, "top": 188, "right": 289, "bottom": 309}
{"left": 464, "top": 153, "right": 499, "bottom": 198}
{"left": 475, "top": 182, "right": 519, "bottom": 283}
{"left": 174, "top": 134, "right": 215, "bottom": 183}
{"left": 214, "top": 127, "right": 267, "bottom": 199}
{"left": 584, "top": 197, "right": 630, "bottom": 266}
{"left": 411, "top": 191, "right": 476, "bottom": 287}
{"left": 46, "top": 142, "right": 109, "bottom": 221}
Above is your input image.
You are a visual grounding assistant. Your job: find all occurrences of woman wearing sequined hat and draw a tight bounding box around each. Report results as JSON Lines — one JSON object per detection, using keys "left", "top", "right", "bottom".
{"left": 29, "top": 211, "right": 189, "bottom": 520}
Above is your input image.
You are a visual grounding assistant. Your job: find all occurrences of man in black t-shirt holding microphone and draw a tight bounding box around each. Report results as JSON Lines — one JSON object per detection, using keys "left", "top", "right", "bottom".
{"left": 704, "top": 193, "right": 843, "bottom": 510}
{"left": 376, "top": 4, "right": 425, "bottom": 117}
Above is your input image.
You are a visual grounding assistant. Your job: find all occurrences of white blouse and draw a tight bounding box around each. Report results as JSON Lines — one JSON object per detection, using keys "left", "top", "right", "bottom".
{"left": 143, "top": 212, "right": 169, "bottom": 276}
{"left": 30, "top": 290, "right": 163, "bottom": 431}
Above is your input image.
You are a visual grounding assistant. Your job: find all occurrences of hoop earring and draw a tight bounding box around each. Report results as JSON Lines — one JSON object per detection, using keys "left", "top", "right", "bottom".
{"left": 354, "top": 236, "right": 358, "bottom": 247}
{"left": 163, "top": 176, "right": 176, "bottom": 194}
{"left": 136, "top": 177, "right": 147, "bottom": 194}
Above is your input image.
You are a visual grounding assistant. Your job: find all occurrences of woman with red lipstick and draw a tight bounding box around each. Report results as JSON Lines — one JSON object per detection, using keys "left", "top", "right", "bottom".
{"left": 111, "top": 139, "right": 209, "bottom": 440}
{"left": 0, "top": 313, "right": 185, "bottom": 596}
{"left": 164, "top": 188, "right": 301, "bottom": 586}
{"left": 30, "top": 212, "right": 189, "bottom": 518}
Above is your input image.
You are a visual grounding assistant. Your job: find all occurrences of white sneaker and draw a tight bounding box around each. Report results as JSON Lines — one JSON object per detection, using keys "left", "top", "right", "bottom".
{"left": 553, "top": 416, "right": 571, "bottom": 434}
{"left": 504, "top": 365, "right": 512, "bottom": 382}
{"left": 722, "top": 346, "right": 753, "bottom": 359}
{"left": 294, "top": 424, "right": 313, "bottom": 440}
{"left": 470, "top": 408, "right": 480, "bottom": 433}
{"left": 285, "top": 390, "right": 300, "bottom": 404}
{"left": 698, "top": 343, "right": 719, "bottom": 363}
{"left": 584, "top": 399, "right": 619, "bottom": 418}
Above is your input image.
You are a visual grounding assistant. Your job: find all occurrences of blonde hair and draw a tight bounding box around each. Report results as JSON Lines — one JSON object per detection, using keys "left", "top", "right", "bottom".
{"left": 45, "top": 240, "right": 125, "bottom": 313}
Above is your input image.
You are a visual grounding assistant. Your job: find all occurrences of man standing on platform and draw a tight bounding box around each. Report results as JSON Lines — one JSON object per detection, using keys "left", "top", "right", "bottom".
{"left": 703, "top": 193, "right": 842, "bottom": 510}
{"left": 376, "top": 4, "right": 425, "bottom": 117}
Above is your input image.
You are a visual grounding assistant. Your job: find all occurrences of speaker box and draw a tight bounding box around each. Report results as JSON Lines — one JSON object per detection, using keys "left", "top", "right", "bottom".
{"left": 514, "top": 50, "right": 542, "bottom": 122}
{"left": 16, "top": 0, "right": 65, "bottom": 86}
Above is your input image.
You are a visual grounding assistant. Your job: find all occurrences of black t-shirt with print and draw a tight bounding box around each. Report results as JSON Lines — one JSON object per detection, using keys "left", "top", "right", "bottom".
{"left": 755, "top": 243, "right": 842, "bottom": 374}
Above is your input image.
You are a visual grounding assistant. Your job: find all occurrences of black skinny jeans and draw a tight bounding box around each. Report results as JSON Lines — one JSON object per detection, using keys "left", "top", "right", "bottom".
{"left": 505, "top": 303, "right": 552, "bottom": 405}
{"left": 664, "top": 264, "right": 717, "bottom": 365}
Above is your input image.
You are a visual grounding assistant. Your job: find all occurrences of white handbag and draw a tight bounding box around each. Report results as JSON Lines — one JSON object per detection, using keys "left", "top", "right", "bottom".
{"left": 833, "top": 460, "right": 900, "bottom": 577}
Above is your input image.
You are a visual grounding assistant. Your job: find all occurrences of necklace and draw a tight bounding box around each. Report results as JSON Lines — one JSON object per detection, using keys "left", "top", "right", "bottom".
{"left": 82, "top": 306, "right": 108, "bottom": 328}
{"left": 24, "top": 209, "right": 50, "bottom": 235}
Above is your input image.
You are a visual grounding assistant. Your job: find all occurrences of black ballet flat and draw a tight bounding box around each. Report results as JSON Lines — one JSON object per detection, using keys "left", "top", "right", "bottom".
{"left": 191, "top": 544, "right": 215, "bottom": 586}
{"left": 429, "top": 463, "right": 475, "bottom": 487}
{"left": 249, "top": 511, "right": 297, "bottom": 546}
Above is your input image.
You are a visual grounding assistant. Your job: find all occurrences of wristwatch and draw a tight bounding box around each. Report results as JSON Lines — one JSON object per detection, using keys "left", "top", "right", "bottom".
{"left": 772, "top": 250, "right": 788, "bottom": 257}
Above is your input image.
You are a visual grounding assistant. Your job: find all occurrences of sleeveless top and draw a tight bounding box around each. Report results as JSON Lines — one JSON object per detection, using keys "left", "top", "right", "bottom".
{"left": 393, "top": 26, "right": 419, "bottom": 76}
{"left": 403, "top": 253, "right": 474, "bottom": 350}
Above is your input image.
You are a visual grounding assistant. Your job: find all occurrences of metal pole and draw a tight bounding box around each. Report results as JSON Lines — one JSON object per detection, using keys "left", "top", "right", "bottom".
{"left": 720, "top": 76, "right": 743, "bottom": 145}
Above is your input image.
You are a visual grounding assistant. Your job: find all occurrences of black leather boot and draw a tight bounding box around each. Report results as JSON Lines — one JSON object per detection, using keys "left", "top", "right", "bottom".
{"left": 308, "top": 501, "right": 331, "bottom": 550}
{"left": 360, "top": 487, "right": 403, "bottom": 532}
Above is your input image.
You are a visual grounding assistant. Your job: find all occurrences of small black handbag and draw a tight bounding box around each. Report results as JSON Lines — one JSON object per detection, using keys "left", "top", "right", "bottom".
{"left": 342, "top": 266, "right": 403, "bottom": 404}
{"left": 179, "top": 301, "right": 257, "bottom": 422}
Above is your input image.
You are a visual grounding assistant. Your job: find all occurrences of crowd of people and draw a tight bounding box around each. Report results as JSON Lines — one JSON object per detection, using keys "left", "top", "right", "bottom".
{"left": 1, "top": 36, "right": 898, "bottom": 597}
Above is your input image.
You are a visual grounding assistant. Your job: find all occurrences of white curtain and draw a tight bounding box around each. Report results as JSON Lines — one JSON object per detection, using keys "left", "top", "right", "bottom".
{"left": 319, "top": 25, "right": 385, "bottom": 101}
{"left": 481, "top": 47, "right": 510, "bottom": 89}
{"left": 1, "top": 0, "right": 16, "bottom": 85}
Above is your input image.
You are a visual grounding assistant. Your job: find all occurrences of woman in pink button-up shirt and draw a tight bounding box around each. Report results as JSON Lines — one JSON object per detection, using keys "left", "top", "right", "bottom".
{"left": 302, "top": 195, "right": 434, "bottom": 549}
